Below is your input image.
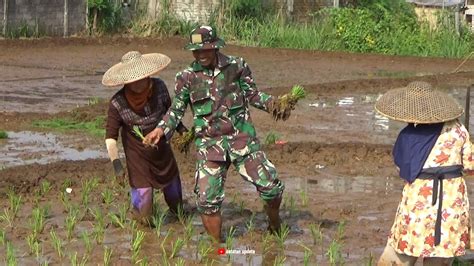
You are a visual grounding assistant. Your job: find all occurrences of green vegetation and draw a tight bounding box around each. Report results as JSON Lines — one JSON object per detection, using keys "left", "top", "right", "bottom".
{"left": 87, "top": 0, "right": 124, "bottom": 34}
{"left": 32, "top": 116, "right": 105, "bottom": 137}
{"left": 209, "top": 0, "right": 473, "bottom": 58}
{"left": 264, "top": 131, "right": 281, "bottom": 145}
{"left": 0, "top": 131, "right": 8, "bottom": 139}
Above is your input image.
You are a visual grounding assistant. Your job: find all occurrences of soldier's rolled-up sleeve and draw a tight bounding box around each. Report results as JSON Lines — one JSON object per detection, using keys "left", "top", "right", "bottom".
{"left": 238, "top": 58, "right": 274, "bottom": 112}
{"left": 157, "top": 72, "right": 190, "bottom": 140}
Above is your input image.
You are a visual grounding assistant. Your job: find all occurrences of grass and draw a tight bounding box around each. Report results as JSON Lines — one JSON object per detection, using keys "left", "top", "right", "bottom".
{"left": 32, "top": 116, "right": 106, "bottom": 137}
{"left": 0, "top": 130, "right": 8, "bottom": 139}
{"left": 103, "top": 246, "right": 113, "bottom": 266}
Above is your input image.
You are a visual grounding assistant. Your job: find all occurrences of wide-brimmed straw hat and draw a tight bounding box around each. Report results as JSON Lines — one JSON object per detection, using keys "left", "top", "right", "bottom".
{"left": 184, "top": 25, "right": 225, "bottom": 51}
{"left": 102, "top": 51, "right": 171, "bottom": 87}
{"left": 375, "top": 81, "right": 463, "bottom": 124}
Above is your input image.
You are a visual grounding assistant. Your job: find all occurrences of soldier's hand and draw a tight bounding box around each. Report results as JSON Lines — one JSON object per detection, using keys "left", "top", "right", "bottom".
{"left": 112, "top": 159, "right": 127, "bottom": 187}
{"left": 144, "top": 128, "right": 164, "bottom": 146}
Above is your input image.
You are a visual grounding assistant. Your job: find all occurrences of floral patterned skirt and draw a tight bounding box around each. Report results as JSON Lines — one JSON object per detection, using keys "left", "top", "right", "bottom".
{"left": 387, "top": 177, "right": 470, "bottom": 257}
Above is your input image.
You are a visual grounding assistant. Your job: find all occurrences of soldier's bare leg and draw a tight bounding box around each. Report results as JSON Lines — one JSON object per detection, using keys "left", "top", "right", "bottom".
{"left": 264, "top": 195, "right": 282, "bottom": 233}
{"left": 201, "top": 212, "right": 222, "bottom": 242}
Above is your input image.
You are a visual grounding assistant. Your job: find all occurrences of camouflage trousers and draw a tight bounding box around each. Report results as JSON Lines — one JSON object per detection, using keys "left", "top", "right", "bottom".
{"left": 194, "top": 150, "right": 285, "bottom": 214}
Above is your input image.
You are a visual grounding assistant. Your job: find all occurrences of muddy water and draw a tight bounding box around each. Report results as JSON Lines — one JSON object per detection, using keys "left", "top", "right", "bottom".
{"left": 0, "top": 131, "right": 107, "bottom": 168}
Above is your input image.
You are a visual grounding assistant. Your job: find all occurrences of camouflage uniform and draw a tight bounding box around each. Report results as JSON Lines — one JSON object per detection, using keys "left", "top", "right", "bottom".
{"left": 157, "top": 27, "right": 284, "bottom": 214}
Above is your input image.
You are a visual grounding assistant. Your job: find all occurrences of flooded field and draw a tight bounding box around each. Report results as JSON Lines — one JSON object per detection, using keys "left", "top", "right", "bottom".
{"left": 1, "top": 37, "right": 474, "bottom": 265}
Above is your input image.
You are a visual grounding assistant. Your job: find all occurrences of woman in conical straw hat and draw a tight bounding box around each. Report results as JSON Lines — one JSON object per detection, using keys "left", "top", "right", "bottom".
{"left": 102, "top": 51, "right": 187, "bottom": 223}
{"left": 376, "top": 81, "right": 474, "bottom": 265}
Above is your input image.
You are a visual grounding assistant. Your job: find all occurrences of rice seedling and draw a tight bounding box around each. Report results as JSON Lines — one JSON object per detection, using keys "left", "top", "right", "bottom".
{"left": 59, "top": 190, "right": 71, "bottom": 211}
{"left": 273, "top": 253, "right": 286, "bottom": 266}
{"left": 29, "top": 205, "right": 48, "bottom": 237}
{"left": 309, "top": 222, "right": 323, "bottom": 245}
{"left": 40, "top": 180, "right": 52, "bottom": 196}
{"left": 299, "top": 243, "right": 313, "bottom": 266}
{"left": 139, "top": 257, "right": 149, "bottom": 266}
{"left": 176, "top": 204, "right": 187, "bottom": 225}
{"left": 274, "top": 223, "right": 290, "bottom": 249}
{"left": 103, "top": 246, "right": 113, "bottom": 266}
{"left": 264, "top": 131, "right": 281, "bottom": 145}
{"left": 173, "top": 126, "right": 195, "bottom": 154}
{"left": 169, "top": 237, "right": 185, "bottom": 258}
{"left": 132, "top": 230, "right": 146, "bottom": 264}
{"left": 160, "top": 229, "right": 171, "bottom": 265}
{"left": 91, "top": 207, "right": 105, "bottom": 244}
{"left": 197, "top": 237, "right": 213, "bottom": 262}
{"left": 300, "top": 189, "right": 308, "bottom": 207}
{"left": 6, "top": 241, "right": 17, "bottom": 265}
{"left": 183, "top": 214, "right": 195, "bottom": 244}
{"left": 69, "top": 252, "right": 88, "bottom": 266}
{"left": 262, "top": 232, "right": 274, "bottom": 254}
{"left": 0, "top": 208, "right": 14, "bottom": 227}
{"left": 246, "top": 213, "right": 256, "bottom": 232}
{"left": 65, "top": 205, "right": 80, "bottom": 240}
{"left": 176, "top": 257, "right": 185, "bottom": 266}
{"left": 50, "top": 229, "right": 64, "bottom": 258}
{"left": 289, "top": 195, "right": 296, "bottom": 216}
{"left": 225, "top": 226, "right": 236, "bottom": 250}
{"left": 81, "top": 231, "right": 93, "bottom": 255}
{"left": 336, "top": 220, "right": 346, "bottom": 241}
{"left": 0, "top": 130, "right": 8, "bottom": 139}
{"left": 238, "top": 200, "right": 245, "bottom": 215}
{"left": 81, "top": 178, "right": 98, "bottom": 206}
{"left": 7, "top": 190, "right": 22, "bottom": 218}
{"left": 152, "top": 210, "right": 167, "bottom": 238}
{"left": 0, "top": 229, "right": 6, "bottom": 245}
{"left": 272, "top": 85, "right": 306, "bottom": 121}
{"left": 101, "top": 188, "right": 114, "bottom": 206}
{"left": 26, "top": 233, "right": 41, "bottom": 257}
{"left": 108, "top": 212, "right": 126, "bottom": 229}
{"left": 326, "top": 240, "right": 344, "bottom": 265}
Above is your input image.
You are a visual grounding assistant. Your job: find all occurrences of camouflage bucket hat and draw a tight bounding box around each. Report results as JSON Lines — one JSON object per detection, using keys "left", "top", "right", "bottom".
{"left": 184, "top": 25, "right": 225, "bottom": 51}
{"left": 375, "top": 81, "right": 463, "bottom": 124}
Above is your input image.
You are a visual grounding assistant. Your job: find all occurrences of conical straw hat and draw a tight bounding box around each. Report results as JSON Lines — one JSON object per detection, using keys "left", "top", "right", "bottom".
{"left": 102, "top": 51, "right": 171, "bottom": 87}
{"left": 375, "top": 81, "right": 463, "bottom": 124}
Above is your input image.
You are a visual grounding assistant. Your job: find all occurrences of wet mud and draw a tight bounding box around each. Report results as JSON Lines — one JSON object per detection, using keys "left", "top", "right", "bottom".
{"left": 1, "top": 37, "right": 474, "bottom": 265}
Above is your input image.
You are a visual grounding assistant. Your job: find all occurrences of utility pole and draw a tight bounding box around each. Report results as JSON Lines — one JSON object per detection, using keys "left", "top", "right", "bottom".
{"left": 3, "top": 0, "right": 8, "bottom": 37}
{"left": 63, "top": 0, "right": 69, "bottom": 37}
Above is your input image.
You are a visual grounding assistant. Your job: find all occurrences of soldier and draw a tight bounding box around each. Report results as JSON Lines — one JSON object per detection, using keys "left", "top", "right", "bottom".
{"left": 144, "top": 25, "right": 292, "bottom": 241}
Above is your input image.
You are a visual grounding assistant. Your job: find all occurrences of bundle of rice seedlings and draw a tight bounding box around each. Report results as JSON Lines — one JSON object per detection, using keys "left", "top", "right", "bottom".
{"left": 272, "top": 85, "right": 306, "bottom": 121}
{"left": 172, "top": 127, "right": 195, "bottom": 154}
{"left": 133, "top": 125, "right": 156, "bottom": 147}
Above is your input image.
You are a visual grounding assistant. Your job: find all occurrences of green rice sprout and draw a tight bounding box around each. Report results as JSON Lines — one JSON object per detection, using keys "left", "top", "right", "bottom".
{"left": 176, "top": 258, "right": 185, "bottom": 266}
{"left": 65, "top": 205, "right": 80, "bottom": 240}
{"left": 30, "top": 205, "right": 48, "bottom": 237}
{"left": 274, "top": 223, "right": 290, "bottom": 249}
{"left": 246, "top": 213, "right": 256, "bottom": 232}
{"left": 184, "top": 214, "right": 195, "bottom": 244}
{"left": 309, "top": 222, "right": 323, "bottom": 245}
{"left": 300, "top": 189, "right": 308, "bottom": 207}
{"left": 336, "top": 220, "right": 346, "bottom": 241}
{"left": 197, "top": 237, "right": 213, "bottom": 262}
{"left": 108, "top": 213, "right": 126, "bottom": 229}
{"left": 273, "top": 253, "right": 286, "bottom": 266}
{"left": 152, "top": 210, "right": 167, "bottom": 238}
{"left": 6, "top": 241, "right": 17, "bottom": 265}
{"left": 7, "top": 190, "right": 22, "bottom": 218}
{"left": 26, "top": 233, "right": 41, "bottom": 258}
{"left": 225, "top": 226, "right": 236, "bottom": 250}
{"left": 50, "top": 229, "right": 64, "bottom": 258}
{"left": 0, "top": 229, "right": 6, "bottom": 245}
{"left": 289, "top": 195, "right": 296, "bottom": 216}
{"left": 81, "top": 231, "right": 93, "bottom": 255}
{"left": 173, "top": 126, "right": 195, "bottom": 154}
{"left": 0, "top": 208, "right": 14, "bottom": 227}
{"left": 326, "top": 240, "right": 344, "bottom": 265}
{"left": 169, "top": 237, "right": 185, "bottom": 259}
{"left": 299, "top": 243, "right": 313, "bottom": 266}
{"left": 262, "top": 232, "right": 274, "bottom": 254}
{"left": 132, "top": 125, "right": 146, "bottom": 140}
{"left": 103, "top": 246, "right": 113, "bottom": 266}
{"left": 132, "top": 230, "right": 146, "bottom": 263}
{"left": 101, "top": 188, "right": 114, "bottom": 206}
{"left": 69, "top": 252, "right": 88, "bottom": 266}
{"left": 290, "top": 84, "right": 306, "bottom": 100}
{"left": 40, "top": 180, "right": 52, "bottom": 196}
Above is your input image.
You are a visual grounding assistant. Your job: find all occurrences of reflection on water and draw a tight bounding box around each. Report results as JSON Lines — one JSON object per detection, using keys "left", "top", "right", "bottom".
{"left": 0, "top": 131, "right": 107, "bottom": 168}
{"left": 307, "top": 85, "right": 474, "bottom": 144}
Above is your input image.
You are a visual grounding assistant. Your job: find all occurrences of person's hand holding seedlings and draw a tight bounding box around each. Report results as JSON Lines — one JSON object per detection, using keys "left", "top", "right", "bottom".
{"left": 143, "top": 127, "right": 164, "bottom": 146}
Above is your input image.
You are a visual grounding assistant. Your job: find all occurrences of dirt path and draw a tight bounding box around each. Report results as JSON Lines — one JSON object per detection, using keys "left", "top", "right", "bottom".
{"left": 0, "top": 37, "right": 474, "bottom": 265}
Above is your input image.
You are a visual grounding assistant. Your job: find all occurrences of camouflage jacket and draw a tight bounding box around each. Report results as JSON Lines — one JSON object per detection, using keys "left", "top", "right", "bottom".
{"left": 157, "top": 52, "right": 274, "bottom": 161}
